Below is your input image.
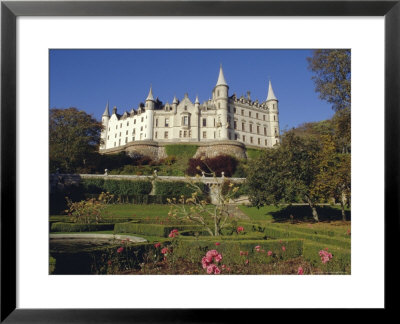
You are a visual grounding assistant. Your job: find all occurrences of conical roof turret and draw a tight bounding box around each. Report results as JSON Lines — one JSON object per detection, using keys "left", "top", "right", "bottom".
{"left": 216, "top": 64, "right": 228, "bottom": 87}
{"left": 195, "top": 95, "right": 200, "bottom": 104}
{"left": 266, "top": 80, "right": 277, "bottom": 101}
{"left": 102, "top": 101, "right": 110, "bottom": 116}
{"left": 146, "top": 86, "right": 154, "bottom": 101}
{"left": 172, "top": 96, "right": 178, "bottom": 104}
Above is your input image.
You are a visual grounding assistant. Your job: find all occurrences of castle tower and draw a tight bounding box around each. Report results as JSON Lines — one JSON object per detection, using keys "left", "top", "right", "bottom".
{"left": 194, "top": 95, "right": 200, "bottom": 141}
{"left": 145, "top": 86, "right": 155, "bottom": 140}
{"left": 214, "top": 65, "right": 229, "bottom": 140}
{"left": 100, "top": 101, "right": 110, "bottom": 149}
{"left": 266, "top": 80, "right": 280, "bottom": 145}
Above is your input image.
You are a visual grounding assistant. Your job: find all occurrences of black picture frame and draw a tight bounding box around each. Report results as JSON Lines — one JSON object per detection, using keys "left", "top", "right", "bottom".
{"left": 1, "top": 0, "right": 398, "bottom": 322}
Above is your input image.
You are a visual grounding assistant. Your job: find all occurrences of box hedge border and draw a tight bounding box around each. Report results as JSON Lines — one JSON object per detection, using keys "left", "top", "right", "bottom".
{"left": 51, "top": 222, "right": 115, "bottom": 232}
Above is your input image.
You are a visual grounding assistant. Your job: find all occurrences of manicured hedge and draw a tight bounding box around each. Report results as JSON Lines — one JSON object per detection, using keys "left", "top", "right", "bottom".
{"left": 51, "top": 222, "right": 115, "bottom": 232}
{"left": 81, "top": 179, "right": 152, "bottom": 196}
{"left": 154, "top": 181, "right": 208, "bottom": 198}
{"left": 237, "top": 222, "right": 351, "bottom": 249}
{"left": 114, "top": 223, "right": 204, "bottom": 237}
{"left": 302, "top": 242, "right": 351, "bottom": 274}
{"left": 172, "top": 238, "right": 303, "bottom": 265}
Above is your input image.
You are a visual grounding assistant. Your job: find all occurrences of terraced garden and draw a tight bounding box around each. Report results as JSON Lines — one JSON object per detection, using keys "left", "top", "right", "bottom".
{"left": 50, "top": 204, "right": 351, "bottom": 275}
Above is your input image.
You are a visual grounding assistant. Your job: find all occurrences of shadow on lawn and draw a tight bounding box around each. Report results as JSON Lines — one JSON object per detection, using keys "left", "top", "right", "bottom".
{"left": 270, "top": 205, "right": 351, "bottom": 223}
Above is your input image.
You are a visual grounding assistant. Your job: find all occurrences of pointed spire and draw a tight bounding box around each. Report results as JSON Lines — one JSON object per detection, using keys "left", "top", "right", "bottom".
{"left": 146, "top": 85, "right": 154, "bottom": 101}
{"left": 172, "top": 95, "right": 178, "bottom": 104}
{"left": 103, "top": 100, "right": 110, "bottom": 116}
{"left": 195, "top": 95, "right": 200, "bottom": 104}
{"left": 112, "top": 106, "right": 117, "bottom": 115}
{"left": 266, "top": 80, "right": 277, "bottom": 101}
{"left": 216, "top": 64, "right": 228, "bottom": 86}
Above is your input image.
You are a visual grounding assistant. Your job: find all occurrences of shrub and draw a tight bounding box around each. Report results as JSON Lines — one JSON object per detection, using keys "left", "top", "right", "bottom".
{"left": 154, "top": 181, "right": 208, "bottom": 199}
{"left": 81, "top": 179, "right": 153, "bottom": 196}
{"left": 187, "top": 155, "right": 238, "bottom": 177}
{"left": 165, "top": 145, "right": 198, "bottom": 157}
{"left": 302, "top": 242, "right": 351, "bottom": 274}
{"left": 246, "top": 148, "right": 263, "bottom": 159}
{"left": 49, "top": 256, "right": 56, "bottom": 274}
{"left": 51, "top": 222, "right": 115, "bottom": 232}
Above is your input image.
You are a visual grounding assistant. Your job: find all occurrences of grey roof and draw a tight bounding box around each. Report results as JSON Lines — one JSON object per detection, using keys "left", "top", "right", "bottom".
{"left": 216, "top": 65, "right": 228, "bottom": 86}
{"left": 102, "top": 101, "right": 110, "bottom": 117}
{"left": 266, "top": 80, "right": 277, "bottom": 101}
{"left": 146, "top": 86, "right": 154, "bottom": 101}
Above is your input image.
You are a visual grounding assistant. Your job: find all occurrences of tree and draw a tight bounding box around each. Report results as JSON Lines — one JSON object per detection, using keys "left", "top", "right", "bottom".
{"left": 307, "top": 49, "right": 351, "bottom": 153}
{"left": 312, "top": 135, "right": 351, "bottom": 221}
{"left": 247, "top": 131, "right": 322, "bottom": 222}
{"left": 50, "top": 108, "right": 102, "bottom": 173}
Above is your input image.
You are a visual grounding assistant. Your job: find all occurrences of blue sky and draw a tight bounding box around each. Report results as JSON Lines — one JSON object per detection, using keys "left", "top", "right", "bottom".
{"left": 49, "top": 49, "right": 334, "bottom": 130}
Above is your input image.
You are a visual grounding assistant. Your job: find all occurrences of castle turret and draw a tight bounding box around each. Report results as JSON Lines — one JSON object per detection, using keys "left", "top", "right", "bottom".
{"left": 214, "top": 65, "right": 229, "bottom": 140}
{"left": 172, "top": 95, "right": 178, "bottom": 114}
{"left": 266, "top": 80, "right": 280, "bottom": 145}
{"left": 100, "top": 101, "right": 110, "bottom": 149}
{"left": 145, "top": 86, "right": 155, "bottom": 140}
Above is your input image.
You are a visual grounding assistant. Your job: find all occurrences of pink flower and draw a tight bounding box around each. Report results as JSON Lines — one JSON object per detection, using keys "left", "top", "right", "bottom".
{"left": 221, "top": 264, "right": 226, "bottom": 269}
{"left": 161, "top": 247, "right": 169, "bottom": 254}
{"left": 255, "top": 245, "right": 261, "bottom": 252}
{"left": 215, "top": 242, "right": 220, "bottom": 246}
{"left": 207, "top": 264, "right": 216, "bottom": 274}
{"left": 319, "top": 250, "right": 333, "bottom": 264}
{"left": 214, "top": 254, "right": 223, "bottom": 263}
{"left": 297, "top": 267, "right": 304, "bottom": 275}
{"left": 168, "top": 229, "right": 179, "bottom": 238}
{"left": 107, "top": 260, "right": 112, "bottom": 265}
{"left": 117, "top": 247, "right": 124, "bottom": 253}
{"left": 267, "top": 251, "right": 273, "bottom": 256}
{"left": 240, "top": 251, "right": 248, "bottom": 256}
{"left": 237, "top": 226, "right": 244, "bottom": 233}
{"left": 214, "top": 267, "right": 221, "bottom": 275}
{"left": 154, "top": 242, "right": 161, "bottom": 248}
{"left": 282, "top": 246, "right": 286, "bottom": 252}
{"left": 245, "top": 259, "right": 249, "bottom": 265}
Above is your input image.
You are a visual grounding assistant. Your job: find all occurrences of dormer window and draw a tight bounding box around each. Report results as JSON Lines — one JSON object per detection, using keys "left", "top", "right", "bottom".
{"left": 165, "top": 118, "right": 169, "bottom": 127}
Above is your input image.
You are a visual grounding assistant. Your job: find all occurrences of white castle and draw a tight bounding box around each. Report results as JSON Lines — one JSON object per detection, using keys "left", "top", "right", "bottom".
{"left": 100, "top": 66, "right": 280, "bottom": 157}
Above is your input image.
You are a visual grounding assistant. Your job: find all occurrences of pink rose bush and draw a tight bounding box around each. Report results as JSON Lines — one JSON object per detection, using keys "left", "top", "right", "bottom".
{"left": 168, "top": 229, "right": 179, "bottom": 238}
{"left": 267, "top": 251, "right": 273, "bottom": 256}
{"left": 154, "top": 242, "right": 161, "bottom": 248}
{"left": 297, "top": 266, "right": 304, "bottom": 275}
{"left": 202, "top": 250, "right": 223, "bottom": 275}
{"left": 319, "top": 249, "right": 333, "bottom": 264}
{"left": 117, "top": 247, "right": 124, "bottom": 253}
{"left": 236, "top": 226, "right": 245, "bottom": 234}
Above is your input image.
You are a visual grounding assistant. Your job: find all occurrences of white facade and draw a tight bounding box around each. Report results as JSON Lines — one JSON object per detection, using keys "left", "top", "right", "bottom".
{"left": 100, "top": 66, "right": 280, "bottom": 151}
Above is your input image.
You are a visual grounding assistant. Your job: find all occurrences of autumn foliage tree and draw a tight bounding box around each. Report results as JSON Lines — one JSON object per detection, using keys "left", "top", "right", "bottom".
{"left": 50, "top": 108, "right": 102, "bottom": 173}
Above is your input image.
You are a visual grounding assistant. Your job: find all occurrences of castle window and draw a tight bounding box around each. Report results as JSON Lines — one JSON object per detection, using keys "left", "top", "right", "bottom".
{"left": 119, "top": 139, "right": 121, "bottom": 145}
{"left": 141, "top": 117, "right": 144, "bottom": 122}
{"left": 133, "top": 129, "right": 136, "bottom": 134}
{"left": 263, "top": 115, "right": 266, "bottom": 121}
{"left": 119, "top": 132, "right": 121, "bottom": 137}
{"left": 217, "top": 90, "right": 220, "bottom": 96}
{"left": 275, "top": 128, "right": 278, "bottom": 135}
{"left": 214, "top": 119, "right": 216, "bottom": 127}
{"left": 165, "top": 118, "right": 169, "bottom": 127}
{"left": 116, "top": 125, "right": 118, "bottom": 129}
{"left": 218, "top": 103, "right": 220, "bottom": 108}
{"left": 125, "top": 137, "right": 128, "bottom": 144}
{"left": 250, "top": 137, "right": 253, "bottom": 144}
{"left": 202, "top": 118, "right": 207, "bottom": 127}
{"left": 235, "top": 133, "right": 239, "bottom": 140}
{"left": 134, "top": 119, "right": 136, "bottom": 124}
{"left": 115, "top": 134, "right": 117, "bottom": 138}
{"left": 258, "top": 138, "right": 261, "bottom": 145}
{"left": 249, "top": 112, "right": 251, "bottom": 117}
{"left": 234, "top": 121, "right": 237, "bottom": 129}
{"left": 182, "top": 116, "right": 189, "bottom": 126}
{"left": 203, "top": 131, "right": 207, "bottom": 139}
{"left": 127, "top": 122, "right": 129, "bottom": 126}
{"left": 184, "top": 106, "right": 187, "bottom": 110}
{"left": 164, "top": 131, "right": 168, "bottom": 139}
{"left": 132, "top": 136, "right": 135, "bottom": 141}
{"left": 126, "top": 130, "right": 128, "bottom": 135}
{"left": 108, "top": 127, "right": 110, "bottom": 131}
{"left": 249, "top": 125, "right": 253, "bottom": 133}
{"left": 114, "top": 142, "right": 116, "bottom": 147}
{"left": 184, "top": 130, "right": 187, "bottom": 137}
{"left": 107, "top": 135, "right": 109, "bottom": 140}
{"left": 179, "top": 130, "right": 182, "bottom": 138}
{"left": 234, "top": 108, "right": 237, "bottom": 113}
{"left": 140, "top": 126, "right": 143, "bottom": 131}
{"left": 156, "top": 119, "right": 158, "bottom": 127}
{"left": 265, "top": 139, "right": 268, "bottom": 146}
{"left": 264, "top": 127, "right": 267, "bottom": 135}
{"left": 189, "top": 130, "right": 192, "bottom": 137}
{"left": 120, "top": 123, "right": 122, "bottom": 128}
{"left": 242, "top": 135, "right": 246, "bottom": 142}
{"left": 241, "top": 109, "right": 244, "bottom": 116}
{"left": 155, "top": 132, "right": 158, "bottom": 139}
{"left": 274, "top": 115, "right": 276, "bottom": 121}
{"left": 257, "top": 126, "right": 260, "bottom": 134}
{"left": 256, "top": 113, "right": 259, "bottom": 119}
{"left": 214, "top": 131, "right": 216, "bottom": 139}
{"left": 242, "top": 122, "right": 245, "bottom": 131}
{"left": 228, "top": 132, "right": 231, "bottom": 140}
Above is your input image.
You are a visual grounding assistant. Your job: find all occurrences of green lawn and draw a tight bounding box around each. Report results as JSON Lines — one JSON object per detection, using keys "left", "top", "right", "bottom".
{"left": 102, "top": 204, "right": 171, "bottom": 219}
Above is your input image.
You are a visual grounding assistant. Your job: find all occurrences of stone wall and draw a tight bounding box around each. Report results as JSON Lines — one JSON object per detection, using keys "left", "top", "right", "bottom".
{"left": 193, "top": 141, "right": 247, "bottom": 159}
{"left": 100, "top": 140, "right": 247, "bottom": 160}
